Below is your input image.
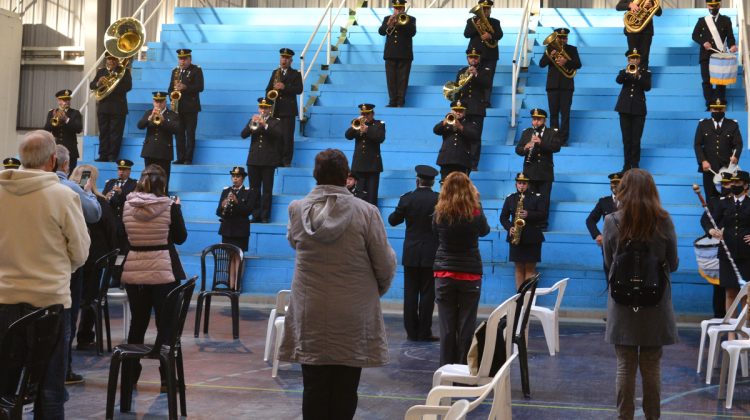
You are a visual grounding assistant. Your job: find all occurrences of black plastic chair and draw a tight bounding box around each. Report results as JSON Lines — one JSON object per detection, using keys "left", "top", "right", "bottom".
{"left": 85, "top": 249, "right": 119, "bottom": 355}
{"left": 194, "top": 244, "right": 244, "bottom": 339}
{"left": 105, "top": 277, "right": 197, "bottom": 420}
{"left": 512, "top": 273, "right": 540, "bottom": 399}
{"left": 0, "top": 304, "right": 63, "bottom": 420}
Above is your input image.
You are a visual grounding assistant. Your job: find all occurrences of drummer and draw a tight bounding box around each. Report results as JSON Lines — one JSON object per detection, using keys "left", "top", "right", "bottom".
{"left": 694, "top": 97, "right": 743, "bottom": 199}
{"left": 691, "top": 0, "right": 738, "bottom": 109}
{"left": 710, "top": 170, "right": 750, "bottom": 313}
{"left": 700, "top": 172, "right": 733, "bottom": 318}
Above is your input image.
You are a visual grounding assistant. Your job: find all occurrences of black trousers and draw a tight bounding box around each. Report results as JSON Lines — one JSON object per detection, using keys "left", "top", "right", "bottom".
{"left": 703, "top": 170, "right": 720, "bottom": 200}
{"left": 481, "top": 58, "right": 498, "bottom": 106}
{"left": 248, "top": 165, "right": 276, "bottom": 221}
{"left": 547, "top": 89, "right": 574, "bottom": 144}
{"left": 77, "top": 259, "right": 100, "bottom": 344}
{"left": 619, "top": 113, "right": 646, "bottom": 170}
{"left": 279, "top": 116, "right": 296, "bottom": 166}
{"left": 713, "top": 284, "right": 726, "bottom": 318}
{"left": 439, "top": 165, "right": 469, "bottom": 183}
{"left": 435, "top": 277, "right": 481, "bottom": 366}
{"left": 97, "top": 113, "right": 126, "bottom": 160}
{"left": 700, "top": 59, "right": 727, "bottom": 107}
{"left": 385, "top": 59, "right": 412, "bottom": 106}
{"left": 465, "top": 114, "right": 485, "bottom": 171}
{"left": 222, "top": 235, "right": 249, "bottom": 252}
{"left": 625, "top": 32, "right": 653, "bottom": 69}
{"left": 144, "top": 158, "right": 171, "bottom": 193}
{"left": 301, "top": 364, "right": 362, "bottom": 420}
{"left": 403, "top": 266, "right": 435, "bottom": 340}
{"left": 176, "top": 111, "right": 199, "bottom": 163}
{"left": 529, "top": 179, "right": 553, "bottom": 228}
{"left": 355, "top": 171, "right": 380, "bottom": 206}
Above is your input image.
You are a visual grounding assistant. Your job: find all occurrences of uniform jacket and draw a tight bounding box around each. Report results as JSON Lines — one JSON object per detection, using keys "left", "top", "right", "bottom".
{"left": 44, "top": 108, "right": 83, "bottom": 159}
{"left": 265, "top": 67, "right": 303, "bottom": 118}
{"left": 692, "top": 14, "right": 736, "bottom": 62}
{"left": 515, "top": 126, "right": 561, "bottom": 181}
{"left": 713, "top": 195, "right": 750, "bottom": 260}
{"left": 463, "top": 17, "right": 503, "bottom": 61}
{"left": 454, "top": 66, "right": 492, "bottom": 117}
{"left": 603, "top": 213, "right": 679, "bottom": 346}
{"left": 500, "top": 191, "right": 546, "bottom": 245}
{"left": 280, "top": 184, "right": 396, "bottom": 367}
{"left": 241, "top": 117, "right": 284, "bottom": 167}
{"left": 103, "top": 177, "right": 137, "bottom": 252}
{"left": 216, "top": 185, "right": 252, "bottom": 238}
{"left": 694, "top": 118, "right": 743, "bottom": 172}
{"left": 586, "top": 195, "right": 617, "bottom": 239}
{"left": 86, "top": 195, "right": 118, "bottom": 265}
{"left": 701, "top": 193, "right": 726, "bottom": 234}
{"left": 539, "top": 44, "right": 582, "bottom": 90}
{"left": 168, "top": 64, "right": 205, "bottom": 113}
{"left": 345, "top": 120, "right": 386, "bottom": 173}
{"left": 434, "top": 119, "right": 480, "bottom": 169}
{"left": 388, "top": 187, "right": 439, "bottom": 268}
{"left": 378, "top": 14, "right": 417, "bottom": 60}
{"left": 432, "top": 207, "right": 490, "bottom": 274}
{"left": 89, "top": 66, "right": 132, "bottom": 115}
{"left": 615, "top": 68, "right": 651, "bottom": 116}
{"left": 615, "top": 0, "right": 662, "bottom": 35}
{"left": 137, "top": 109, "right": 180, "bottom": 161}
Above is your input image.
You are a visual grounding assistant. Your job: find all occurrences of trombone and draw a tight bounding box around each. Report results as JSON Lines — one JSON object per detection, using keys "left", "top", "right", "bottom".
{"left": 386, "top": 5, "right": 411, "bottom": 36}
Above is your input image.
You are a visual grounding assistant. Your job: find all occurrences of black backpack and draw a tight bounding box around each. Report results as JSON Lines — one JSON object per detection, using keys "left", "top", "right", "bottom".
{"left": 467, "top": 317, "right": 507, "bottom": 376}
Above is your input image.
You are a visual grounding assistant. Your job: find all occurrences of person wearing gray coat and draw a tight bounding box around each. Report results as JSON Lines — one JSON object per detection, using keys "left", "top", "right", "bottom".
{"left": 602, "top": 168, "right": 678, "bottom": 420}
{"left": 279, "top": 149, "right": 397, "bottom": 420}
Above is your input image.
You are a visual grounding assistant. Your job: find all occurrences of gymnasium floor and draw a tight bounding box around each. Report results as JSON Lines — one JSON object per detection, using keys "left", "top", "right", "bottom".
{"left": 64, "top": 305, "right": 750, "bottom": 419}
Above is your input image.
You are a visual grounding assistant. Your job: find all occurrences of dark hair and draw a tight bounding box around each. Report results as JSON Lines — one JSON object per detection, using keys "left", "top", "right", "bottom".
{"left": 313, "top": 149, "right": 349, "bottom": 186}
{"left": 135, "top": 164, "right": 168, "bottom": 196}
{"left": 417, "top": 177, "right": 435, "bottom": 188}
{"left": 616, "top": 168, "right": 669, "bottom": 244}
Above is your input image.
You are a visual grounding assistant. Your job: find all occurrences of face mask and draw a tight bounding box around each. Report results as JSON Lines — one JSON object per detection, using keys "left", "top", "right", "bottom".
{"left": 720, "top": 186, "right": 731, "bottom": 196}
{"left": 731, "top": 185, "right": 745, "bottom": 195}
{"left": 710, "top": 8, "right": 719, "bottom": 16}
{"left": 712, "top": 112, "right": 725, "bottom": 122}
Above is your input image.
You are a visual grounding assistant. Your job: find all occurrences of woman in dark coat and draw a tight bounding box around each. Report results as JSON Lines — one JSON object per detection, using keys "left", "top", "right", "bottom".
{"left": 602, "top": 168, "right": 678, "bottom": 420}
{"left": 432, "top": 171, "right": 490, "bottom": 366}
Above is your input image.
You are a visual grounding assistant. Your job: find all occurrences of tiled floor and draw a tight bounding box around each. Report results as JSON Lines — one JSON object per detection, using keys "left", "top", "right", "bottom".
{"left": 62, "top": 304, "right": 750, "bottom": 419}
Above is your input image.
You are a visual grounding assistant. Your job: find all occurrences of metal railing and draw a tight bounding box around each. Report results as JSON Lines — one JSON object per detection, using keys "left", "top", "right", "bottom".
{"left": 731, "top": 0, "right": 749, "bottom": 145}
{"left": 510, "top": 0, "right": 537, "bottom": 127}
{"left": 298, "top": 0, "right": 348, "bottom": 120}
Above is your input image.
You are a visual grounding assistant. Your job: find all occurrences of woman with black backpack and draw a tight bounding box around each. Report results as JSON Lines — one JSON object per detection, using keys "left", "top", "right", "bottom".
{"left": 602, "top": 168, "right": 678, "bottom": 420}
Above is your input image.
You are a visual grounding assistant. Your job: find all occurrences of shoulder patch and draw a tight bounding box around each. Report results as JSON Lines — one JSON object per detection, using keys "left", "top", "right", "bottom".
{"left": 483, "top": 67, "right": 490, "bottom": 71}
{"left": 223, "top": 186, "right": 231, "bottom": 190}
{"left": 506, "top": 192, "right": 514, "bottom": 198}
{"left": 733, "top": 119, "right": 738, "bottom": 123}
{"left": 720, "top": 196, "right": 728, "bottom": 200}
{"left": 379, "top": 120, "right": 385, "bottom": 124}
{"left": 535, "top": 193, "right": 541, "bottom": 196}
{"left": 552, "top": 128, "right": 558, "bottom": 131}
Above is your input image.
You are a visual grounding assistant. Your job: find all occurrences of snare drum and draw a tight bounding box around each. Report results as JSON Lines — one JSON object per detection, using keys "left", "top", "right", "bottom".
{"left": 709, "top": 52, "right": 738, "bottom": 86}
{"left": 695, "top": 235, "right": 720, "bottom": 285}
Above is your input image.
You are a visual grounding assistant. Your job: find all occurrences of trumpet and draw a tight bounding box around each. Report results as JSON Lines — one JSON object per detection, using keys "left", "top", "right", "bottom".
{"left": 444, "top": 112, "right": 457, "bottom": 125}
{"left": 386, "top": 6, "right": 411, "bottom": 36}
{"left": 50, "top": 106, "right": 67, "bottom": 127}
{"left": 625, "top": 63, "right": 639, "bottom": 75}
{"left": 351, "top": 116, "right": 365, "bottom": 130}
{"left": 249, "top": 114, "right": 267, "bottom": 131}
{"left": 151, "top": 109, "right": 163, "bottom": 126}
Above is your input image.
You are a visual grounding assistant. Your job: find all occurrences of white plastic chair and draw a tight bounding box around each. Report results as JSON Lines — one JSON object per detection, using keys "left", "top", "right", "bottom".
{"left": 697, "top": 282, "right": 749, "bottom": 373}
{"left": 263, "top": 290, "right": 290, "bottom": 362}
{"left": 271, "top": 315, "right": 286, "bottom": 378}
{"left": 719, "top": 308, "right": 750, "bottom": 408}
{"left": 705, "top": 304, "right": 750, "bottom": 384}
{"left": 529, "top": 278, "right": 568, "bottom": 356}
{"left": 404, "top": 399, "right": 470, "bottom": 420}
{"left": 433, "top": 294, "right": 516, "bottom": 388}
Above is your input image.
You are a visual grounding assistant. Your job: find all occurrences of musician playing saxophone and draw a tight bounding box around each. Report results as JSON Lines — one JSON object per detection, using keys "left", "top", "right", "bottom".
{"left": 539, "top": 28, "right": 582, "bottom": 146}
{"left": 266, "top": 48, "right": 303, "bottom": 167}
{"left": 500, "top": 172, "right": 546, "bottom": 290}
{"left": 378, "top": 0, "right": 416, "bottom": 108}
{"left": 616, "top": 0, "right": 662, "bottom": 69}
{"left": 433, "top": 100, "right": 480, "bottom": 182}
{"left": 464, "top": 0, "right": 502, "bottom": 106}
{"left": 44, "top": 89, "right": 82, "bottom": 172}
{"left": 454, "top": 48, "right": 492, "bottom": 171}
{"left": 168, "top": 48, "right": 204, "bottom": 165}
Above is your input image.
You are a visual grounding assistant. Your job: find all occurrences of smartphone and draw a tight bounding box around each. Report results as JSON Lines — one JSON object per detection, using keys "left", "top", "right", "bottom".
{"left": 170, "top": 195, "right": 178, "bottom": 202}
{"left": 79, "top": 170, "right": 92, "bottom": 188}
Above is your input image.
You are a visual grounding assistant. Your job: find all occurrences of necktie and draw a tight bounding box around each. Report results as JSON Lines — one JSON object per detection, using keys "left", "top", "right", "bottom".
{"left": 282, "top": 69, "right": 287, "bottom": 77}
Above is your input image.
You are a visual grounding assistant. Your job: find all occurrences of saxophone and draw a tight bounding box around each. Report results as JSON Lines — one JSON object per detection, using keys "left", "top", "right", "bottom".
{"left": 511, "top": 193, "right": 526, "bottom": 246}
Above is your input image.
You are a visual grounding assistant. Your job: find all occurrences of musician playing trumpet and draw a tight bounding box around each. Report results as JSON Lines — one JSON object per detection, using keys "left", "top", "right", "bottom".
{"left": 434, "top": 100, "right": 480, "bottom": 182}
{"left": 137, "top": 92, "right": 179, "bottom": 192}
{"left": 378, "top": 0, "right": 416, "bottom": 108}
{"left": 615, "top": 48, "right": 651, "bottom": 171}
{"left": 464, "top": 0, "right": 502, "bottom": 106}
{"left": 616, "top": 0, "right": 662, "bottom": 69}
{"left": 345, "top": 103, "right": 386, "bottom": 206}
{"left": 44, "top": 89, "right": 82, "bottom": 173}
{"left": 539, "top": 28, "right": 582, "bottom": 146}
{"left": 454, "top": 48, "right": 492, "bottom": 171}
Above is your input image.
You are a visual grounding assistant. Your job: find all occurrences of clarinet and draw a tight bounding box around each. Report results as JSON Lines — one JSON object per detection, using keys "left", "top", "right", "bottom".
{"left": 109, "top": 180, "right": 124, "bottom": 202}
{"left": 525, "top": 128, "right": 542, "bottom": 164}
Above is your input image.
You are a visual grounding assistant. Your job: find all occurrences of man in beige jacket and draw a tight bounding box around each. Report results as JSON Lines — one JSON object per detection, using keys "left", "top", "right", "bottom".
{"left": 0, "top": 130, "right": 90, "bottom": 418}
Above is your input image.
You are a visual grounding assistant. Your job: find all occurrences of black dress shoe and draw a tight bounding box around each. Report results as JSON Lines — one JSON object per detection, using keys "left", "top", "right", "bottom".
{"left": 94, "top": 157, "right": 107, "bottom": 162}
{"left": 419, "top": 336, "right": 440, "bottom": 342}
{"left": 261, "top": 218, "right": 270, "bottom": 223}
{"left": 183, "top": 160, "right": 192, "bottom": 165}
{"left": 65, "top": 371, "right": 84, "bottom": 385}
{"left": 386, "top": 103, "right": 396, "bottom": 107}
{"left": 76, "top": 341, "right": 95, "bottom": 351}
{"left": 172, "top": 160, "right": 183, "bottom": 165}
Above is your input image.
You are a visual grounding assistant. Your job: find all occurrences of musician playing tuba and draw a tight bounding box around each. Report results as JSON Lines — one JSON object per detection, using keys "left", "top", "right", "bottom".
{"left": 616, "top": 0, "right": 662, "bottom": 70}
{"left": 539, "top": 28, "right": 582, "bottom": 146}
{"left": 500, "top": 172, "right": 546, "bottom": 290}
{"left": 44, "top": 89, "right": 83, "bottom": 172}
{"left": 378, "top": 0, "right": 416, "bottom": 108}
{"left": 464, "top": 0, "right": 502, "bottom": 109}
{"left": 90, "top": 52, "right": 132, "bottom": 163}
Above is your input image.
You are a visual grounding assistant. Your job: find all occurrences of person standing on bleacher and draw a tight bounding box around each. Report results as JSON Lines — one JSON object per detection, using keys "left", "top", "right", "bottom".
{"left": 694, "top": 98, "right": 742, "bottom": 199}
{"left": 615, "top": 48, "right": 651, "bottom": 172}
{"left": 91, "top": 53, "right": 132, "bottom": 162}
{"left": 691, "top": 0, "right": 737, "bottom": 110}
{"left": 378, "top": 0, "right": 416, "bottom": 108}
{"left": 539, "top": 28, "right": 582, "bottom": 146}
{"left": 463, "top": 0, "right": 502, "bottom": 107}
{"left": 138, "top": 92, "right": 180, "bottom": 193}
{"left": 266, "top": 48, "right": 303, "bottom": 167}
{"left": 344, "top": 103, "right": 385, "bottom": 206}
{"left": 453, "top": 48, "right": 491, "bottom": 171}
{"left": 169, "top": 49, "right": 204, "bottom": 165}
{"left": 615, "top": 0, "right": 661, "bottom": 70}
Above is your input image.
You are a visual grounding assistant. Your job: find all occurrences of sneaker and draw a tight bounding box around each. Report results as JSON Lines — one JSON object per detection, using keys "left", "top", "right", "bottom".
{"left": 65, "top": 371, "right": 84, "bottom": 385}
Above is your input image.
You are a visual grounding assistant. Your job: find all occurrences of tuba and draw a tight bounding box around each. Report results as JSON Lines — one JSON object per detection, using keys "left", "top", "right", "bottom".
{"left": 543, "top": 32, "right": 576, "bottom": 79}
{"left": 623, "top": 0, "right": 660, "bottom": 34}
{"left": 442, "top": 68, "right": 474, "bottom": 101}
{"left": 469, "top": 4, "right": 497, "bottom": 49}
{"left": 511, "top": 193, "right": 526, "bottom": 246}
{"left": 94, "top": 17, "right": 145, "bottom": 101}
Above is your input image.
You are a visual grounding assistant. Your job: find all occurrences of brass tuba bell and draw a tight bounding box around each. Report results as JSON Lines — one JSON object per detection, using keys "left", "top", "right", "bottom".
{"left": 469, "top": 4, "right": 497, "bottom": 48}
{"left": 623, "top": 0, "right": 660, "bottom": 34}
{"left": 542, "top": 32, "right": 577, "bottom": 79}
{"left": 94, "top": 17, "right": 145, "bottom": 102}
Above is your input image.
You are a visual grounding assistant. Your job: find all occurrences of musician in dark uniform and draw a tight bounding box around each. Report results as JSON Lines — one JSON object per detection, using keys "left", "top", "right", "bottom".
{"left": 344, "top": 103, "right": 385, "bottom": 206}
{"left": 710, "top": 170, "right": 750, "bottom": 312}
{"left": 515, "top": 108, "right": 561, "bottom": 226}
{"left": 346, "top": 172, "right": 367, "bottom": 200}
{"left": 241, "top": 98, "right": 283, "bottom": 223}
{"left": 464, "top": 0, "right": 502, "bottom": 106}
{"left": 91, "top": 53, "right": 132, "bottom": 162}
{"left": 539, "top": 28, "right": 582, "bottom": 146}
{"left": 388, "top": 165, "right": 440, "bottom": 342}
{"left": 694, "top": 98, "right": 743, "bottom": 199}
{"left": 168, "top": 49, "right": 204, "bottom": 165}
{"left": 378, "top": 0, "right": 416, "bottom": 108}
{"left": 692, "top": 0, "right": 737, "bottom": 109}
{"left": 2, "top": 157, "right": 20, "bottom": 170}
{"left": 103, "top": 159, "right": 138, "bottom": 255}
{"left": 616, "top": 48, "right": 651, "bottom": 171}
{"left": 454, "top": 48, "right": 491, "bottom": 170}
{"left": 500, "top": 172, "right": 546, "bottom": 290}
{"left": 586, "top": 172, "right": 622, "bottom": 247}
{"left": 266, "top": 48, "right": 303, "bottom": 167}
{"left": 615, "top": 0, "right": 661, "bottom": 69}
{"left": 137, "top": 92, "right": 180, "bottom": 192}
{"left": 701, "top": 172, "right": 733, "bottom": 318}
{"left": 44, "top": 89, "right": 83, "bottom": 173}
{"left": 434, "top": 100, "right": 481, "bottom": 181}
{"left": 217, "top": 166, "right": 253, "bottom": 251}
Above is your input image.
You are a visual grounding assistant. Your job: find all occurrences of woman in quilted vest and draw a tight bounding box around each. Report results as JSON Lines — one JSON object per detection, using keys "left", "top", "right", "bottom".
{"left": 121, "top": 164, "right": 187, "bottom": 387}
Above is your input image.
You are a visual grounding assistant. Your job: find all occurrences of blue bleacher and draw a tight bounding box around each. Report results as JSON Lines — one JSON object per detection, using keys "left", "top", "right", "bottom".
{"left": 83, "top": 6, "right": 747, "bottom": 316}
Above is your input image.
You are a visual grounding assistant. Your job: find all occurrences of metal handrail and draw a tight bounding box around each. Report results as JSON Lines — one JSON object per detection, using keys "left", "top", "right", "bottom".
{"left": 732, "top": 0, "right": 749, "bottom": 146}
{"left": 298, "top": 0, "right": 347, "bottom": 120}
{"left": 510, "top": 0, "right": 536, "bottom": 128}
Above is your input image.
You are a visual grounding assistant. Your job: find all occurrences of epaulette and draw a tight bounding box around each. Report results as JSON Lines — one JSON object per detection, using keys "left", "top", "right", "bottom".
{"left": 733, "top": 119, "right": 738, "bottom": 123}
{"left": 223, "top": 186, "right": 231, "bottom": 190}
{"left": 379, "top": 120, "right": 385, "bottom": 124}
{"left": 720, "top": 196, "right": 728, "bottom": 200}
{"left": 483, "top": 67, "right": 490, "bottom": 71}
{"left": 701, "top": 118, "right": 710, "bottom": 122}
{"left": 400, "top": 191, "right": 412, "bottom": 198}
{"left": 49, "top": 108, "right": 54, "bottom": 112}
{"left": 506, "top": 192, "right": 515, "bottom": 198}
{"left": 552, "top": 128, "right": 558, "bottom": 131}
{"left": 535, "top": 193, "right": 541, "bottom": 196}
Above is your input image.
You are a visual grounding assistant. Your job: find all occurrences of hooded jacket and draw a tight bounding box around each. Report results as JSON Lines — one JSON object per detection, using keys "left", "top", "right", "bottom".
{"left": 279, "top": 184, "right": 397, "bottom": 367}
{"left": 0, "top": 169, "right": 90, "bottom": 308}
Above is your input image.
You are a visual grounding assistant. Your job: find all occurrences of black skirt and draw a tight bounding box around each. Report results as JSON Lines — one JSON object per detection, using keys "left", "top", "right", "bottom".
{"left": 719, "top": 255, "right": 750, "bottom": 289}
{"left": 509, "top": 242, "right": 541, "bottom": 263}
